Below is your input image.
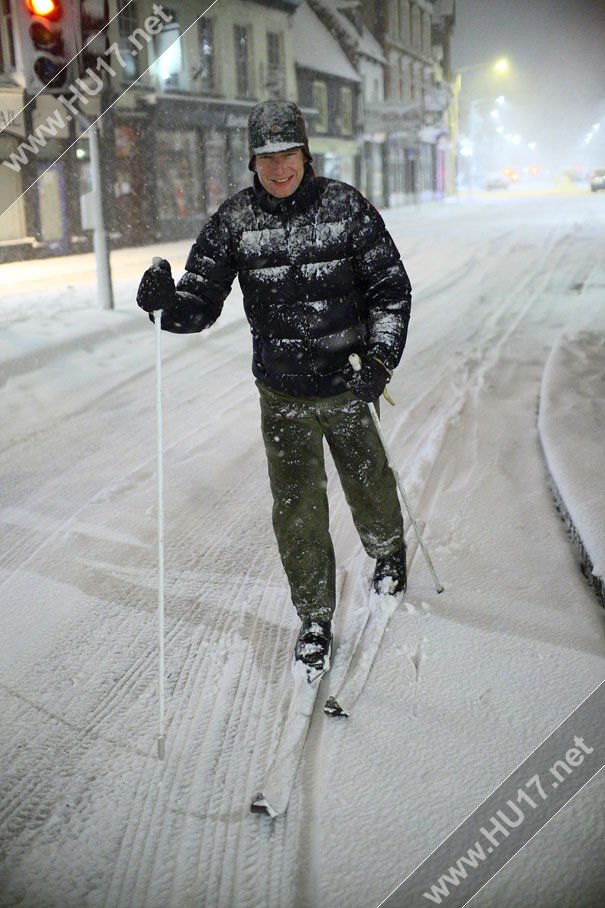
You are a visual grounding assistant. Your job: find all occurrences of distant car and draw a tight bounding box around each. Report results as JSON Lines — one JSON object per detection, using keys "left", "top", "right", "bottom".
{"left": 485, "top": 173, "right": 509, "bottom": 190}
{"left": 590, "top": 169, "right": 605, "bottom": 192}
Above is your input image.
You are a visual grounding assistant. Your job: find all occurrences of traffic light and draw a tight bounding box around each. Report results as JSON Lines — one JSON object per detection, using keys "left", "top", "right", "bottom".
{"left": 79, "top": 1, "right": 109, "bottom": 76}
{"left": 15, "top": 0, "right": 80, "bottom": 94}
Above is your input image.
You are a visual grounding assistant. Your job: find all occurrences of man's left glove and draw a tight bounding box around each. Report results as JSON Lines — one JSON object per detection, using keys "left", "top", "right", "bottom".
{"left": 344, "top": 355, "right": 390, "bottom": 403}
{"left": 136, "top": 258, "right": 178, "bottom": 313}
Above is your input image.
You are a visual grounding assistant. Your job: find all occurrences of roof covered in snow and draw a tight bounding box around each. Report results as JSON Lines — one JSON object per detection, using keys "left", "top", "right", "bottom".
{"left": 329, "top": 0, "right": 387, "bottom": 64}
{"left": 293, "top": 1, "right": 362, "bottom": 82}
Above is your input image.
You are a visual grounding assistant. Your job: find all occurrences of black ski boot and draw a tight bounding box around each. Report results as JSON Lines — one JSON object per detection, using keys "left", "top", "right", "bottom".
{"left": 372, "top": 543, "right": 407, "bottom": 596}
{"left": 294, "top": 619, "right": 332, "bottom": 679}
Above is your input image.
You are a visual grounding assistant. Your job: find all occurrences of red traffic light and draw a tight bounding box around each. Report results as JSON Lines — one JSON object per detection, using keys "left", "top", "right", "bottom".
{"left": 25, "top": 0, "right": 63, "bottom": 19}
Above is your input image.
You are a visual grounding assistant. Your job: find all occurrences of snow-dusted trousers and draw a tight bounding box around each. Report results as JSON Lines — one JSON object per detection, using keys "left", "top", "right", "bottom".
{"left": 257, "top": 383, "right": 404, "bottom": 622}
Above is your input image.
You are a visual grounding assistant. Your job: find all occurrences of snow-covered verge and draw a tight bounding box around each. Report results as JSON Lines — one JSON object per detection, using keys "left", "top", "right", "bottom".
{"left": 538, "top": 327, "right": 605, "bottom": 606}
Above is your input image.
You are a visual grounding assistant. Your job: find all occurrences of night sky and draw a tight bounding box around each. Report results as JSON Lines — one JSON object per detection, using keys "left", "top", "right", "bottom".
{"left": 450, "top": 0, "right": 605, "bottom": 171}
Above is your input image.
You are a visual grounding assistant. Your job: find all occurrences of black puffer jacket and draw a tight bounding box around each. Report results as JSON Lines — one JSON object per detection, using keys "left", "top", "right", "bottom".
{"left": 161, "top": 166, "right": 412, "bottom": 397}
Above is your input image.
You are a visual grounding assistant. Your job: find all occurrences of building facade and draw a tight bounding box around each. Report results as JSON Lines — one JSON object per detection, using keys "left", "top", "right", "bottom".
{"left": 108, "top": 0, "right": 301, "bottom": 244}
{"left": 293, "top": 0, "right": 362, "bottom": 188}
{"left": 301, "top": 0, "right": 388, "bottom": 207}
{"left": 0, "top": 0, "right": 456, "bottom": 262}
{"left": 362, "top": 0, "right": 455, "bottom": 205}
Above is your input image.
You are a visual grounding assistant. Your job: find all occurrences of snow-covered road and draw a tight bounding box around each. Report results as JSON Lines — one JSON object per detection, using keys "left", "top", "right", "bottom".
{"left": 1, "top": 193, "right": 604, "bottom": 908}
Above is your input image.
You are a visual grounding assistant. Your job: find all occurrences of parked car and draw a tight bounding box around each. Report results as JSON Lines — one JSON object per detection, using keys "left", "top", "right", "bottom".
{"left": 590, "top": 169, "right": 605, "bottom": 192}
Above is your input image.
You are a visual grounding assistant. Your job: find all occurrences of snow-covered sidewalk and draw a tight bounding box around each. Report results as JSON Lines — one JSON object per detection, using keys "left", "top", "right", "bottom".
{"left": 539, "top": 328, "right": 605, "bottom": 605}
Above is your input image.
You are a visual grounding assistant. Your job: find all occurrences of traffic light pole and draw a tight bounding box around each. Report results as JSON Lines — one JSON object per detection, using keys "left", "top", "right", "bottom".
{"left": 74, "top": 110, "right": 114, "bottom": 311}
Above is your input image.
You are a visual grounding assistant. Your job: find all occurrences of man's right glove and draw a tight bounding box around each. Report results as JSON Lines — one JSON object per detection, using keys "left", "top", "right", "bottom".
{"left": 136, "top": 258, "right": 177, "bottom": 313}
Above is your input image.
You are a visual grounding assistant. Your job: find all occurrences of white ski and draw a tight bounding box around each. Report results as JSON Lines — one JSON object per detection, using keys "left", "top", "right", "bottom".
{"left": 250, "top": 659, "right": 325, "bottom": 817}
{"left": 324, "top": 522, "right": 426, "bottom": 718}
{"left": 323, "top": 587, "right": 402, "bottom": 717}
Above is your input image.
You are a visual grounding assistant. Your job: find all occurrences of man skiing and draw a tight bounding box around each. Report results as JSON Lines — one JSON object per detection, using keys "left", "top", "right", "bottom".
{"left": 137, "top": 100, "right": 411, "bottom": 678}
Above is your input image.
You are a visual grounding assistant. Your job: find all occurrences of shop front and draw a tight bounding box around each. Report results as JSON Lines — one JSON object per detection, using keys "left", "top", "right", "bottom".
{"left": 364, "top": 100, "right": 423, "bottom": 207}
{"left": 151, "top": 97, "right": 256, "bottom": 241}
{"left": 308, "top": 136, "right": 361, "bottom": 188}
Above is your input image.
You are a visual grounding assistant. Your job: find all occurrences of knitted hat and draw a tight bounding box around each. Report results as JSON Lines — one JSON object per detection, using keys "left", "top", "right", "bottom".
{"left": 248, "top": 100, "right": 312, "bottom": 171}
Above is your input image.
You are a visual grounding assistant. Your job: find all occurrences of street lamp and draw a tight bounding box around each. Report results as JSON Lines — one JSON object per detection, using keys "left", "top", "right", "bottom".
{"left": 456, "top": 57, "right": 510, "bottom": 77}
{"left": 455, "top": 58, "right": 511, "bottom": 195}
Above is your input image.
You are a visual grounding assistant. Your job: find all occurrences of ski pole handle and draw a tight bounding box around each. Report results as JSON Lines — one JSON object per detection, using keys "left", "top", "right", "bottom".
{"left": 348, "top": 354, "right": 444, "bottom": 594}
{"left": 349, "top": 353, "right": 362, "bottom": 372}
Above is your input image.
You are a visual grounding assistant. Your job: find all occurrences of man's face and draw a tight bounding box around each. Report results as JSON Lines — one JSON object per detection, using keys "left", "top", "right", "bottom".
{"left": 255, "top": 148, "right": 306, "bottom": 198}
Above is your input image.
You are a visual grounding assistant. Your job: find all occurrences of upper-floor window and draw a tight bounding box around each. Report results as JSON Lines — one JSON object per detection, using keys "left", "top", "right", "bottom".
{"left": 154, "top": 8, "right": 182, "bottom": 90}
{"left": 234, "top": 24, "right": 252, "bottom": 98}
{"left": 194, "top": 17, "right": 215, "bottom": 92}
{"left": 313, "top": 81, "right": 328, "bottom": 133}
{"left": 0, "top": 0, "right": 16, "bottom": 73}
{"left": 389, "top": 57, "right": 400, "bottom": 100}
{"left": 117, "top": 0, "right": 141, "bottom": 81}
{"left": 388, "top": 0, "right": 399, "bottom": 40}
{"left": 266, "top": 30, "right": 285, "bottom": 97}
{"left": 341, "top": 87, "right": 353, "bottom": 134}
{"left": 411, "top": 4, "right": 421, "bottom": 50}
{"left": 401, "top": 0, "right": 411, "bottom": 46}
{"left": 422, "top": 11, "right": 432, "bottom": 56}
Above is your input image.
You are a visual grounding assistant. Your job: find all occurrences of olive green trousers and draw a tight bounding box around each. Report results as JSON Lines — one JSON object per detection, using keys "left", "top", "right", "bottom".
{"left": 257, "top": 383, "right": 404, "bottom": 622}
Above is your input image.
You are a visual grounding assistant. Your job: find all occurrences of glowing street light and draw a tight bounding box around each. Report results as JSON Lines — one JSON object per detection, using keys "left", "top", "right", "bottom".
{"left": 454, "top": 57, "right": 511, "bottom": 196}
{"left": 457, "top": 57, "right": 511, "bottom": 77}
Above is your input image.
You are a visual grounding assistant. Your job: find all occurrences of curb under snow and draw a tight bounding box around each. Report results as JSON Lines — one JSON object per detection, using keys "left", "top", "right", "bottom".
{"left": 537, "top": 331, "right": 605, "bottom": 608}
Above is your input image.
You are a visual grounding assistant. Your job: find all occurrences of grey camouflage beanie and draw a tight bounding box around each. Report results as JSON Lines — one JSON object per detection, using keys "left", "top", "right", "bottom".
{"left": 248, "top": 100, "right": 312, "bottom": 171}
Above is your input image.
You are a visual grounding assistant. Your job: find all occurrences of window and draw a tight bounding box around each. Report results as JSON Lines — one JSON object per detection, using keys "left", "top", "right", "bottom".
{"left": 154, "top": 9, "right": 183, "bottom": 90}
{"left": 234, "top": 24, "right": 252, "bottom": 98}
{"left": 266, "top": 31, "right": 285, "bottom": 97}
{"left": 412, "top": 61, "right": 422, "bottom": 102}
{"left": 401, "top": 59, "right": 412, "bottom": 103}
{"left": 341, "top": 87, "right": 353, "bottom": 135}
{"left": 313, "top": 81, "right": 328, "bottom": 133}
{"left": 117, "top": 0, "right": 141, "bottom": 81}
{"left": 422, "top": 11, "right": 432, "bottom": 56}
{"left": 389, "top": 0, "right": 399, "bottom": 39}
{"left": 411, "top": 4, "right": 421, "bottom": 50}
{"left": 195, "top": 17, "right": 215, "bottom": 92}
{"left": 0, "top": 0, "right": 16, "bottom": 71}
{"left": 156, "top": 130, "right": 202, "bottom": 220}
{"left": 401, "top": 1, "right": 411, "bottom": 45}
{"left": 390, "top": 58, "right": 399, "bottom": 100}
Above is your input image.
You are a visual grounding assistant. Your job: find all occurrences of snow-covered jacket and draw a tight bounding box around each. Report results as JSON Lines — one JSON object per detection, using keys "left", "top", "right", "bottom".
{"left": 162, "top": 167, "right": 412, "bottom": 397}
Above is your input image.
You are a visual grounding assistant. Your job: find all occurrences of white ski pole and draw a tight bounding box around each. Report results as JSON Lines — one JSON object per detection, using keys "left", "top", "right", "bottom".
{"left": 152, "top": 257, "right": 166, "bottom": 760}
{"left": 349, "top": 354, "right": 444, "bottom": 594}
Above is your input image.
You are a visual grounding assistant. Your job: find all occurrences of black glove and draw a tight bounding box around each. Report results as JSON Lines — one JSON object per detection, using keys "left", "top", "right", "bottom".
{"left": 136, "top": 258, "right": 177, "bottom": 313}
{"left": 344, "top": 355, "right": 390, "bottom": 403}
